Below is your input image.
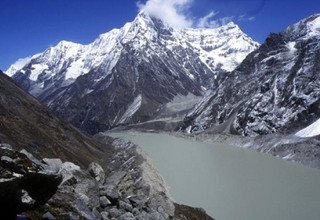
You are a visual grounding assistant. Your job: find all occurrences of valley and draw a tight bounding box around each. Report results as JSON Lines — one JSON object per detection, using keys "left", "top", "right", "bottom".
{"left": 1, "top": 2, "right": 320, "bottom": 219}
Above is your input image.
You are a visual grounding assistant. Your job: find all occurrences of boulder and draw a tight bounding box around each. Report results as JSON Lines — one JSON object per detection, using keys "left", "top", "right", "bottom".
{"left": 100, "top": 196, "right": 111, "bottom": 208}
{"left": 88, "top": 162, "right": 105, "bottom": 184}
{"left": 119, "top": 212, "right": 135, "bottom": 220}
{"left": 119, "top": 200, "right": 133, "bottom": 212}
{"left": 0, "top": 147, "right": 61, "bottom": 219}
{"left": 101, "top": 211, "right": 109, "bottom": 220}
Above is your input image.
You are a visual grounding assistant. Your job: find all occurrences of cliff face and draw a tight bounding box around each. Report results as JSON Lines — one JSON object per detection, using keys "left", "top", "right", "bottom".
{"left": 181, "top": 14, "right": 320, "bottom": 137}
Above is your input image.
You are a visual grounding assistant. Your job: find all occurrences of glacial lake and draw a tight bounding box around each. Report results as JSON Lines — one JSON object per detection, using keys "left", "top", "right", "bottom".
{"left": 108, "top": 132, "right": 320, "bottom": 220}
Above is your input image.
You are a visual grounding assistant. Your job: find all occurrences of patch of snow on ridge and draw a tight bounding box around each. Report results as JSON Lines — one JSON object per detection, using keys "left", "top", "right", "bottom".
{"left": 29, "top": 64, "right": 49, "bottom": 81}
{"left": 6, "top": 54, "right": 40, "bottom": 77}
{"left": 119, "top": 94, "right": 142, "bottom": 123}
{"left": 286, "top": 42, "right": 297, "bottom": 54}
{"left": 296, "top": 118, "right": 320, "bottom": 138}
{"left": 307, "top": 15, "right": 320, "bottom": 37}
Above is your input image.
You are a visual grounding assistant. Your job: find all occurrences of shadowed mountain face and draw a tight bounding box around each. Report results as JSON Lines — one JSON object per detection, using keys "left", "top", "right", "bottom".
{"left": 181, "top": 14, "right": 320, "bottom": 136}
{"left": 7, "top": 12, "right": 258, "bottom": 134}
{"left": 0, "top": 71, "right": 111, "bottom": 167}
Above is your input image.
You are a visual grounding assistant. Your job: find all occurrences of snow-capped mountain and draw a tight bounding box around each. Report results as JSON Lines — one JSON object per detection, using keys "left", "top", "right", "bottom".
{"left": 181, "top": 14, "right": 320, "bottom": 136}
{"left": 7, "top": 12, "right": 258, "bottom": 134}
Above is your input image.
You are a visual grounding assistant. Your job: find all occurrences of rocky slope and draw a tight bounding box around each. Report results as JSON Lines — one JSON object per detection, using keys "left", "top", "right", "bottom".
{"left": 181, "top": 14, "right": 320, "bottom": 137}
{"left": 0, "top": 72, "right": 109, "bottom": 167}
{"left": 7, "top": 12, "right": 258, "bottom": 134}
{"left": 0, "top": 71, "right": 213, "bottom": 218}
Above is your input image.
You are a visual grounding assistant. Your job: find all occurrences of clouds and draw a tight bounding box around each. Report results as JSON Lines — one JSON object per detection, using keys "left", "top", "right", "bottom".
{"left": 197, "top": 11, "right": 233, "bottom": 28}
{"left": 137, "top": 0, "right": 193, "bottom": 28}
{"left": 197, "top": 11, "right": 218, "bottom": 28}
{"left": 137, "top": 0, "right": 258, "bottom": 29}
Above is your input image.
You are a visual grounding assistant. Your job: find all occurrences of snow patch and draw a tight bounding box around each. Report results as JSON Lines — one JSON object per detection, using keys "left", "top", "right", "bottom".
{"left": 29, "top": 64, "right": 49, "bottom": 81}
{"left": 6, "top": 57, "right": 32, "bottom": 76}
{"left": 295, "top": 118, "right": 320, "bottom": 138}
{"left": 119, "top": 95, "right": 142, "bottom": 123}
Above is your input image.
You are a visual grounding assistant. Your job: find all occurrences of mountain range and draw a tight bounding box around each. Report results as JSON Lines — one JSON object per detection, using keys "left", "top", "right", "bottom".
{"left": 6, "top": 12, "right": 258, "bottom": 134}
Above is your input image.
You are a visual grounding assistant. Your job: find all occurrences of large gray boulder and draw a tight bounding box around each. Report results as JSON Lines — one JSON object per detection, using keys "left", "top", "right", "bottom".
{"left": 88, "top": 162, "right": 105, "bottom": 184}
{"left": 0, "top": 147, "right": 61, "bottom": 219}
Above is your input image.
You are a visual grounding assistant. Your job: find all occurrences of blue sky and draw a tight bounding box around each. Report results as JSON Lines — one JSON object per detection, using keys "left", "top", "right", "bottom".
{"left": 1, "top": 0, "right": 320, "bottom": 70}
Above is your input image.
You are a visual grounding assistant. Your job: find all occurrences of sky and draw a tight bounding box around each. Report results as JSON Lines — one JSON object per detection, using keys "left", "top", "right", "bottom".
{"left": 1, "top": 0, "right": 320, "bottom": 71}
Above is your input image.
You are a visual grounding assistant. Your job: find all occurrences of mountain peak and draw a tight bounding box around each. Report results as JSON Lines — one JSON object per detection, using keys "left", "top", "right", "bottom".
{"left": 225, "top": 21, "right": 237, "bottom": 28}
{"left": 284, "top": 13, "right": 320, "bottom": 40}
{"left": 133, "top": 11, "right": 155, "bottom": 26}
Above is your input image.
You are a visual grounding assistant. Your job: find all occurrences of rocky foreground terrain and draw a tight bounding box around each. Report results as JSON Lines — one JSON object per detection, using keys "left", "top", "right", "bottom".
{"left": 0, "top": 71, "right": 213, "bottom": 219}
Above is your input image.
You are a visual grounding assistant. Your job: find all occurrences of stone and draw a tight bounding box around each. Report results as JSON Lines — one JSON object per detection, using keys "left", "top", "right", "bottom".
{"left": 119, "top": 200, "right": 133, "bottom": 212}
{"left": 157, "top": 206, "right": 164, "bottom": 213}
{"left": 100, "top": 196, "right": 111, "bottom": 208}
{"left": 0, "top": 143, "right": 12, "bottom": 149}
{"left": 107, "top": 207, "right": 122, "bottom": 218}
{"left": 101, "top": 211, "right": 109, "bottom": 220}
{"left": 118, "top": 212, "right": 135, "bottom": 220}
{"left": 92, "top": 206, "right": 102, "bottom": 219}
{"left": 42, "top": 212, "right": 56, "bottom": 220}
{"left": 100, "top": 189, "right": 120, "bottom": 202}
{"left": 21, "top": 189, "right": 35, "bottom": 206}
{"left": 1, "top": 156, "right": 13, "bottom": 163}
{"left": 0, "top": 148, "right": 61, "bottom": 218}
{"left": 136, "top": 211, "right": 150, "bottom": 220}
{"left": 88, "top": 162, "right": 105, "bottom": 184}
{"left": 42, "top": 158, "right": 63, "bottom": 173}
{"left": 132, "top": 208, "right": 140, "bottom": 216}
{"left": 128, "top": 195, "right": 149, "bottom": 207}
{"left": 149, "top": 212, "right": 166, "bottom": 220}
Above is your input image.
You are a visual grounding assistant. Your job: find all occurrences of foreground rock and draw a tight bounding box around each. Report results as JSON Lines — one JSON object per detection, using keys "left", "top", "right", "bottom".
{"left": 0, "top": 146, "right": 61, "bottom": 219}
